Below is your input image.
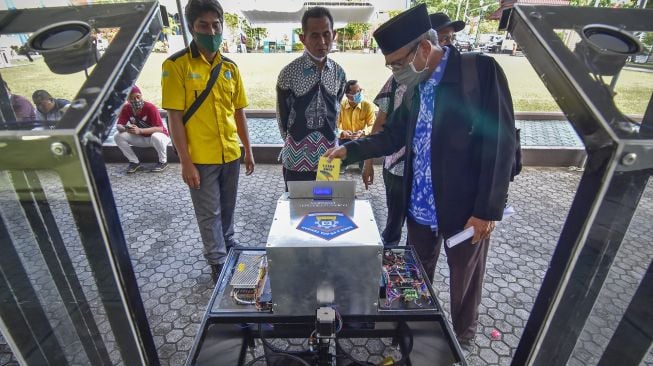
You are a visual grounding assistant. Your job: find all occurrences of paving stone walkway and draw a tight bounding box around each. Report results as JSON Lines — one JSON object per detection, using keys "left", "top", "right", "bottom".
{"left": 1, "top": 164, "right": 651, "bottom": 366}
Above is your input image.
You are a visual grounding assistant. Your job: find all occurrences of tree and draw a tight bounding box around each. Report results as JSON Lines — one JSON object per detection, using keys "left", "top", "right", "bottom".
{"left": 412, "top": 0, "right": 487, "bottom": 21}
{"left": 339, "top": 22, "right": 371, "bottom": 50}
{"left": 224, "top": 13, "right": 239, "bottom": 44}
{"left": 240, "top": 17, "right": 267, "bottom": 50}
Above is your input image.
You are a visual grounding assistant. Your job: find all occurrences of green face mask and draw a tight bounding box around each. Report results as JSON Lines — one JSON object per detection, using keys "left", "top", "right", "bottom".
{"left": 195, "top": 33, "right": 222, "bottom": 53}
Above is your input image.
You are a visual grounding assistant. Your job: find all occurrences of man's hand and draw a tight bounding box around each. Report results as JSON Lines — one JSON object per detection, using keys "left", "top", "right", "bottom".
{"left": 341, "top": 130, "right": 353, "bottom": 139}
{"left": 362, "top": 160, "right": 374, "bottom": 189}
{"left": 181, "top": 161, "right": 201, "bottom": 189}
{"left": 127, "top": 125, "right": 141, "bottom": 135}
{"left": 116, "top": 124, "right": 126, "bottom": 132}
{"left": 323, "top": 146, "right": 347, "bottom": 161}
{"left": 464, "top": 216, "right": 496, "bottom": 244}
{"left": 244, "top": 151, "right": 255, "bottom": 176}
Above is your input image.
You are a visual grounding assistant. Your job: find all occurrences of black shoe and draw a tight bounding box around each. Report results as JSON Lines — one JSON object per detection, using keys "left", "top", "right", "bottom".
{"left": 151, "top": 162, "right": 168, "bottom": 172}
{"left": 456, "top": 336, "right": 476, "bottom": 354}
{"left": 125, "top": 162, "right": 141, "bottom": 174}
{"left": 210, "top": 263, "right": 224, "bottom": 283}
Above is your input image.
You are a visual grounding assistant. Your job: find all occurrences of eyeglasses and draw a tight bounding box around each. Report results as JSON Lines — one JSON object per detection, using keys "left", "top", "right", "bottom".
{"left": 385, "top": 43, "right": 420, "bottom": 71}
{"left": 438, "top": 33, "right": 455, "bottom": 44}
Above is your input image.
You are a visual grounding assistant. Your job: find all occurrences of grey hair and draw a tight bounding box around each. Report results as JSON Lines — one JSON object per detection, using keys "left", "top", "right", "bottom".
{"left": 405, "top": 29, "right": 439, "bottom": 50}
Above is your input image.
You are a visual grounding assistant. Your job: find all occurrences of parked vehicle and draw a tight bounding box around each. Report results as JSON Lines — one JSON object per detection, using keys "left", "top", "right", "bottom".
{"left": 454, "top": 33, "right": 473, "bottom": 52}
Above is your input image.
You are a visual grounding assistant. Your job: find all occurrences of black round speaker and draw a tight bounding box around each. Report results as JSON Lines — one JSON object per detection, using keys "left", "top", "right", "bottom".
{"left": 574, "top": 24, "right": 642, "bottom": 76}
{"left": 27, "top": 21, "right": 98, "bottom": 75}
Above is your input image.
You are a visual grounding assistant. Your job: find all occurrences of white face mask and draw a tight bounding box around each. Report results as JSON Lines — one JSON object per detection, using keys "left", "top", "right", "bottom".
{"left": 304, "top": 49, "right": 326, "bottom": 63}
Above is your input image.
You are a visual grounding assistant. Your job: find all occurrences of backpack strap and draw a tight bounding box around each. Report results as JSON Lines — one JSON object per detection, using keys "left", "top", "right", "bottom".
{"left": 182, "top": 61, "right": 223, "bottom": 124}
{"left": 461, "top": 52, "right": 521, "bottom": 180}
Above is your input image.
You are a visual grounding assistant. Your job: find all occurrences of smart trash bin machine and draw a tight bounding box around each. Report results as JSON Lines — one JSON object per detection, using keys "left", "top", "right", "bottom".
{"left": 187, "top": 181, "right": 466, "bottom": 365}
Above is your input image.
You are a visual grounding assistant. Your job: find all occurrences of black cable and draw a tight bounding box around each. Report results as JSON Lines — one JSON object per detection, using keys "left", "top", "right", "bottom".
{"left": 243, "top": 352, "right": 311, "bottom": 366}
{"left": 257, "top": 323, "right": 316, "bottom": 356}
{"left": 392, "top": 322, "right": 414, "bottom": 366}
{"left": 243, "top": 354, "right": 266, "bottom": 366}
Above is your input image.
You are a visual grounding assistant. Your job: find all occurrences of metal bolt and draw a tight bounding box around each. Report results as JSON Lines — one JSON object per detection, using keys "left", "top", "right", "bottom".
{"left": 50, "top": 142, "right": 69, "bottom": 157}
{"left": 621, "top": 152, "right": 637, "bottom": 166}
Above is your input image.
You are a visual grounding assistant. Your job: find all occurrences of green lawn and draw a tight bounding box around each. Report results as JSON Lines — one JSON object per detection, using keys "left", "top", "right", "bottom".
{"left": 3, "top": 51, "right": 652, "bottom": 114}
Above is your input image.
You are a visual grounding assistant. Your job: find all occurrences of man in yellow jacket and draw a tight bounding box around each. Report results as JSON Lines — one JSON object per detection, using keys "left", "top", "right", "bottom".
{"left": 337, "top": 79, "right": 375, "bottom": 170}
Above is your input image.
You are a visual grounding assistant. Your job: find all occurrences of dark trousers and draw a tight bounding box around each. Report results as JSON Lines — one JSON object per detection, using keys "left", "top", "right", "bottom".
{"left": 381, "top": 168, "right": 405, "bottom": 246}
{"left": 407, "top": 217, "right": 490, "bottom": 340}
{"left": 282, "top": 167, "right": 317, "bottom": 192}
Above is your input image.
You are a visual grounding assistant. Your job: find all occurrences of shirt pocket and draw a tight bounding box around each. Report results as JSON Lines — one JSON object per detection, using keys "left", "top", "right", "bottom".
{"left": 188, "top": 79, "right": 207, "bottom": 104}
{"left": 221, "top": 79, "right": 235, "bottom": 103}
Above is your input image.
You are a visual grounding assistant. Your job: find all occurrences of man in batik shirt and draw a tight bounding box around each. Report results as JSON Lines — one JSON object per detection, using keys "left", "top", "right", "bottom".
{"left": 276, "top": 6, "right": 346, "bottom": 187}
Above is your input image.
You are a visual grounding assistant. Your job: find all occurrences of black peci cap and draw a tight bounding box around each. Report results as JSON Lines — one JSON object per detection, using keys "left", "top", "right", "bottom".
{"left": 429, "top": 12, "right": 465, "bottom": 32}
{"left": 373, "top": 4, "right": 431, "bottom": 55}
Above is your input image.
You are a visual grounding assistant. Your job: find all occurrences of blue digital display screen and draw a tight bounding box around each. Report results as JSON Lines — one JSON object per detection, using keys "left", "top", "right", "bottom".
{"left": 312, "top": 186, "right": 333, "bottom": 197}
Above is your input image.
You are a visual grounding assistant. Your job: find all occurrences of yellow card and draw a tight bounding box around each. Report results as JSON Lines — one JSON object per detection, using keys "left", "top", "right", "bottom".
{"left": 316, "top": 157, "right": 341, "bottom": 181}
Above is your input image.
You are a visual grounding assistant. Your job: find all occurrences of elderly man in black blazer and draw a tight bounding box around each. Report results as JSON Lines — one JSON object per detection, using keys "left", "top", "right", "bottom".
{"left": 324, "top": 4, "right": 516, "bottom": 346}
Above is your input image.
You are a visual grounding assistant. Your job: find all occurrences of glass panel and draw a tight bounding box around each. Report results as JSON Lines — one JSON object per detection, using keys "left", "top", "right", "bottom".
{"left": 0, "top": 169, "right": 121, "bottom": 364}
{"left": 0, "top": 2, "right": 161, "bottom": 364}
{"left": 568, "top": 178, "right": 653, "bottom": 365}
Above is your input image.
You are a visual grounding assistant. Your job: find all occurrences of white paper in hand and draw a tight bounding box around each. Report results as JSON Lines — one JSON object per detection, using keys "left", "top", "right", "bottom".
{"left": 446, "top": 226, "right": 475, "bottom": 248}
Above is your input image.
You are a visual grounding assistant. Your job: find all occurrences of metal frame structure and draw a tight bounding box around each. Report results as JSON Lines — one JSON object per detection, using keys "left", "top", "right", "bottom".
{"left": 187, "top": 247, "right": 466, "bottom": 366}
{"left": 507, "top": 6, "right": 653, "bottom": 365}
{"left": 0, "top": 2, "right": 163, "bottom": 365}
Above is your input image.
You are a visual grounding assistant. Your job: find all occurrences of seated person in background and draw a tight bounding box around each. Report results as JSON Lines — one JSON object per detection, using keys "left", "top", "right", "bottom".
{"left": 337, "top": 79, "right": 375, "bottom": 170}
{"left": 114, "top": 85, "right": 171, "bottom": 174}
{"left": 32, "top": 90, "right": 70, "bottom": 121}
{"left": 4, "top": 81, "right": 36, "bottom": 121}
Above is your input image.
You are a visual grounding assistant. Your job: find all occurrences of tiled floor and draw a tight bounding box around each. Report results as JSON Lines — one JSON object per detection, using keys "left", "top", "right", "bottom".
{"left": 1, "top": 164, "right": 651, "bottom": 365}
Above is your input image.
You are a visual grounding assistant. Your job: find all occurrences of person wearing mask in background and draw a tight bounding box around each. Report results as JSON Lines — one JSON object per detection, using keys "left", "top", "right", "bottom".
{"left": 323, "top": 4, "right": 516, "bottom": 347}
{"left": 276, "top": 6, "right": 346, "bottom": 188}
{"left": 32, "top": 90, "right": 70, "bottom": 122}
{"left": 4, "top": 81, "right": 36, "bottom": 121}
{"left": 337, "top": 79, "right": 375, "bottom": 172}
{"left": 162, "top": 0, "right": 255, "bottom": 282}
{"left": 429, "top": 12, "right": 466, "bottom": 48}
{"left": 114, "top": 85, "right": 171, "bottom": 174}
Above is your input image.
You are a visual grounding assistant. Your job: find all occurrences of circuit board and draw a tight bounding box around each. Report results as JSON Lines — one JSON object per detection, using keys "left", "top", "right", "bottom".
{"left": 379, "top": 249, "right": 436, "bottom": 311}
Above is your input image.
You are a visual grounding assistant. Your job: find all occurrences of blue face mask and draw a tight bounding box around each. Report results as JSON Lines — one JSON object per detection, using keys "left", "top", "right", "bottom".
{"left": 195, "top": 33, "right": 222, "bottom": 53}
{"left": 352, "top": 91, "right": 363, "bottom": 104}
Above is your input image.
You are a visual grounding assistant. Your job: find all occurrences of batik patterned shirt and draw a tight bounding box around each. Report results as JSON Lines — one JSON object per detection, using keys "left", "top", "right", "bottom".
{"left": 276, "top": 53, "right": 347, "bottom": 171}
{"left": 373, "top": 76, "right": 407, "bottom": 176}
{"left": 408, "top": 47, "right": 450, "bottom": 229}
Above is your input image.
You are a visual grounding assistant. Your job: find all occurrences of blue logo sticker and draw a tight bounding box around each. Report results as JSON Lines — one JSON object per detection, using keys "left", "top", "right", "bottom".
{"left": 297, "top": 212, "right": 358, "bottom": 241}
{"left": 224, "top": 70, "right": 231, "bottom": 80}
{"left": 161, "top": 70, "right": 169, "bottom": 78}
